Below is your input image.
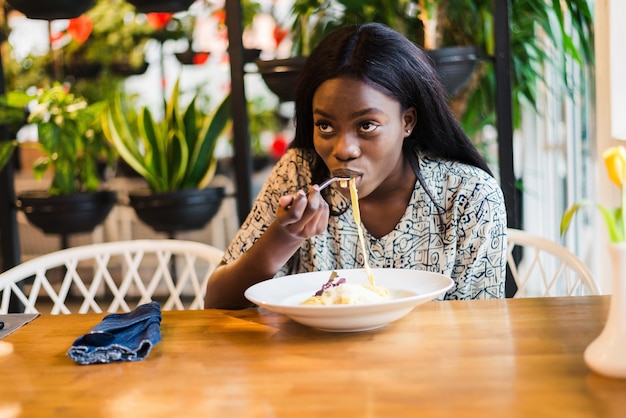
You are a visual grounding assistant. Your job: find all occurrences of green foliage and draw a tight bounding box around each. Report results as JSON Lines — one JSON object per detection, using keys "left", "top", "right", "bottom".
{"left": 0, "top": 140, "right": 18, "bottom": 172}
{"left": 103, "top": 80, "right": 232, "bottom": 193}
{"left": 561, "top": 201, "right": 625, "bottom": 243}
{"left": 247, "top": 97, "right": 280, "bottom": 157}
{"left": 0, "top": 84, "right": 114, "bottom": 196}
{"left": 561, "top": 146, "right": 626, "bottom": 244}
{"left": 287, "top": 0, "right": 594, "bottom": 140}
{"left": 62, "top": 0, "right": 180, "bottom": 69}
{"left": 288, "top": 0, "right": 422, "bottom": 55}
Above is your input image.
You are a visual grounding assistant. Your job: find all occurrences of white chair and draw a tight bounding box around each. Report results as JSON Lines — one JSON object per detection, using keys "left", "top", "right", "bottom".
{"left": 506, "top": 228, "right": 600, "bottom": 297}
{"left": 0, "top": 239, "right": 224, "bottom": 314}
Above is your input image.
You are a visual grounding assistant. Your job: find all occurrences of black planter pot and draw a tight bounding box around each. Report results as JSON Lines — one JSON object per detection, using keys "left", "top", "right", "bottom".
{"left": 127, "top": 0, "right": 195, "bottom": 13}
{"left": 128, "top": 187, "right": 225, "bottom": 234}
{"left": 174, "top": 48, "right": 210, "bottom": 66}
{"left": 63, "top": 62, "right": 103, "bottom": 79}
{"left": 17, "top": 190, "right": 117, "bottom": 235}
{"left": 256, "top": 56, "right": 308, "bottom": 103}
{"left": 7, "top": 0, "right": 95, "bottom": 20}
{"left": 47, "top": 61, "right": 103, "bottom": 80}
{"left": 426, "top": 46, "right": 484, "bottom": 97}
{"left": 256, "top": 47, "right": 483, "bottom": 102}
{"left": 110, "top": 61, "right": 150, "bottom": 77}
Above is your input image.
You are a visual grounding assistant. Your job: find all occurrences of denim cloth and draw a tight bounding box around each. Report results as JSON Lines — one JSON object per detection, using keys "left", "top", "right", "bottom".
{"left": 67, "top": 302, "right": 162, "bottom": 365}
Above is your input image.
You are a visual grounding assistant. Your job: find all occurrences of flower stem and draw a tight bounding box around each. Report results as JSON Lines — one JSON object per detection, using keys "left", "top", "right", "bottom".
{"left": 622, "top": 184, "right": 626, "bottom": 241}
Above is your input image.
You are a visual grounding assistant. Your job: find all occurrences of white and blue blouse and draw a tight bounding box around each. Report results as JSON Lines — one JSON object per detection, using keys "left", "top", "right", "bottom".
{"left": 223, "top": 148, "right": 508, "bottom": 299}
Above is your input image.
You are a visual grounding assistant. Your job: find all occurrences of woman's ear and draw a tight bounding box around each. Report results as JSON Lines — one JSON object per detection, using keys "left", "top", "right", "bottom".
{"left": 403, "top": 107, "right": 417, "bottom": 135}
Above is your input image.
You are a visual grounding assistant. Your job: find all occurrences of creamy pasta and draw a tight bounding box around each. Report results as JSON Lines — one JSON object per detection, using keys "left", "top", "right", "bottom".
{"left": 349, "top": 177, "right": 375, "bottom": 285}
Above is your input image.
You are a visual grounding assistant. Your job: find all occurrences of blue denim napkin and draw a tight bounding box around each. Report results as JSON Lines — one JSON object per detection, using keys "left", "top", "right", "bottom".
{"left": 67, "top": 301, "right": 162, "bottom": 365}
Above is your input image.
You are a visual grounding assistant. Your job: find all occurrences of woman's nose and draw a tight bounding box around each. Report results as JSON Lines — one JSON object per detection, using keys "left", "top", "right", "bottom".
{"left": 332, "top": 133, "right": 360, "bottom": 161}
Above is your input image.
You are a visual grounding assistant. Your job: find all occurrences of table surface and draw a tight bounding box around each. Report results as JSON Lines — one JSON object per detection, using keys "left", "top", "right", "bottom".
{"left": 1, "top": 296, "right": 625, "bottom": 417}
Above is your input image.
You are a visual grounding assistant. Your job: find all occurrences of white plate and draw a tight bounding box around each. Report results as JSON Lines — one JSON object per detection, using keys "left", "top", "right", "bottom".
{"left": 244, "top": 268, "right": 454, "bottom": 332}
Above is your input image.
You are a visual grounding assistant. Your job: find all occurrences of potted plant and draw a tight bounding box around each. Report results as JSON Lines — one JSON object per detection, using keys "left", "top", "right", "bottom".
{"left": 256, "top": 0, "right": 466, "bottom": 102}
{"left": 0, "top": 83, "right": 117, "bottom": 236}
{"left": 260, "top": 0, "right": 593, "bottom": 131}
{"left": 53, "top": 0, "right": 162, "bottom": 80}
{"left": 102, "top": 79, "right": 231, "bottom": 235}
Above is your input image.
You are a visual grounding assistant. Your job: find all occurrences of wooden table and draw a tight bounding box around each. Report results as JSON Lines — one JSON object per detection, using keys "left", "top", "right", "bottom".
{"left": 1, "top": 296, "right": 625, "bottom": 417}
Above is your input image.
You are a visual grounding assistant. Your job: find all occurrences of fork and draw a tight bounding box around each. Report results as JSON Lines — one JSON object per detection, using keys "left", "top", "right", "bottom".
{"left": 289, "top": 177, "right": 351, "bottom": 209}
{"left": 317, "top": 177, "right": 351, "bottom": 191}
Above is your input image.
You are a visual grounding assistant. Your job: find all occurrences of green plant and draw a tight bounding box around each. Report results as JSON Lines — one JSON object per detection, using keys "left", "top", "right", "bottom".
{"left": 288, "top": 0, "right": 424, "bottom": 55}
{"left": 561, "top": 146, "right": 626, "bottom": 243}
{"left": 103, "top": 80, "right": 231, "bottom": 193}
{"left": 58, "top": 0, "right": 162, "bottom": 70}
{"left": 0, "top": 83, "right": 115, "bottom": 196}
{"left": 285, "top": 0, "right": 593, "bottom": 138}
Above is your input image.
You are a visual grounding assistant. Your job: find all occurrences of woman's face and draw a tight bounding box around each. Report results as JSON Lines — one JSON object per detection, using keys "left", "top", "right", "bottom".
{"left": 312, "top": 77, "right": 416, "bottom": 199}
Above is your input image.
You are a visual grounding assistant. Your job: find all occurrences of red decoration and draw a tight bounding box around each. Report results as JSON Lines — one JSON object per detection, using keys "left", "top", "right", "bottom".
{"left": 270, "top": 134, "right": 289, "bottom": 159}
{"left": 49, "top": 30, "right": 64, "bottom": 45}
{"left": 193, "top": 52, "right": 210, "bottom": 65}
{"left": 273, "top": 27, "right": 288, "bottom": 47}
{"left": 212, "top": 9, "right": 226, "bottom": 26}
{"left": 146, "top": 12, "right": 173, "bottom": 30}
{"left": 67, "top": 15, "right": 93, "bottom": 44}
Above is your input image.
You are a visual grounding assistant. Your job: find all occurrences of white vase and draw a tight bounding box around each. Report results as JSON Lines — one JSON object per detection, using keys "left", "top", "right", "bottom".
{"left": 584, "top": 243, "right": 626, "bottom": 378}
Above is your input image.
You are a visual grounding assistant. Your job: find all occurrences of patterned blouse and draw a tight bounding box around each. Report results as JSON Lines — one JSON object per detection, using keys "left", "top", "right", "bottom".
{"left": 223, "top": 148, "right": 508, "bottom": 299}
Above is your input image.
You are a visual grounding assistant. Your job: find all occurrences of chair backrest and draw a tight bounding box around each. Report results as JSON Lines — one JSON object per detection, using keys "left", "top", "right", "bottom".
{"left": 0, "top": 239, "right": 224, "bottom": 314}
{"left": 506, "top": 228, "right": 600, "bottom": 297}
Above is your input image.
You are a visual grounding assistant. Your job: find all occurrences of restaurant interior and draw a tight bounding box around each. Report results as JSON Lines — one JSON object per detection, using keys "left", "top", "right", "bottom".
{"left": 0, "top": 1, "right": 626, "bottom": 416}
{"left": 0, "top": 0, "right": 616, "bottom": 289}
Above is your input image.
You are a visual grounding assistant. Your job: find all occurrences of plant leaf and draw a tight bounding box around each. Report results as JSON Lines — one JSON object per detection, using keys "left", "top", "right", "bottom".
{"left": 138, "top": 107, "right": 167, "bottom": 191}
{"left": 167, "top": 127, "right": 189, "bottom": 190}
{"left": 561, "top": 200, "right": 623, "bottom": 243}
{"left": 0, "top": 141, "right": 18, "bottom": 171}
{"left": 103, "top": 97, "right": 158, "bottom": 188}
{"left": 560, "top": 201, "right": 590, "bottom": 236}
{"left": 184, "top": 94, "right": 231, "bottom": 188}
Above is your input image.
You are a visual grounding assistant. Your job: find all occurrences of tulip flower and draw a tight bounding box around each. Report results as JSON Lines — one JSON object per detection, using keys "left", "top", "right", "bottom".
{"left": 561, "top": 146, "right": 626, "bottom": 243}
{"left": 603, "top": 146, "right": 626, "bottom": 188}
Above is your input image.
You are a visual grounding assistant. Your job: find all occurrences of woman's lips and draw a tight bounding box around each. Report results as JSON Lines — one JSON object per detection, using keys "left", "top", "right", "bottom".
{"left": 331, "top": 171, "right": 362, "bottom": 190}
{"left": 331, "top": 169, "right": 361, "bottom": 179}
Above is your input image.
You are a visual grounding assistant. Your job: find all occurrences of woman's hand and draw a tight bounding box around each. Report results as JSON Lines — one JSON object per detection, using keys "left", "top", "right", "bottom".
{"left": 276, "top": 186, "right": 329, "bottom": 239}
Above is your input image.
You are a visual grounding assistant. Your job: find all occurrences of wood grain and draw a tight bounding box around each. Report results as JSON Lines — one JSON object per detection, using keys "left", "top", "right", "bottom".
{"left": 1, "top": 296, "right": 625, "bottom": 417}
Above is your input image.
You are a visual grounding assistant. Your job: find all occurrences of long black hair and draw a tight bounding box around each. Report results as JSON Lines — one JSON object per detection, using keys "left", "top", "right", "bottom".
{"left": 290, "top": 22, "right": 492, "bottom": 191}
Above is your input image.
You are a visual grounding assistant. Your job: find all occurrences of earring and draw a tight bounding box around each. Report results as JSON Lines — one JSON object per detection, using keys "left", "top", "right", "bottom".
{"left": 405, "top": 129, "right": 411, "bottom": 134}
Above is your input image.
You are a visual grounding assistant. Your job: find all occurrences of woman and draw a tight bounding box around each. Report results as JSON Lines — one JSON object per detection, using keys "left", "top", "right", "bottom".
{"left": 205, "top": 23, "right": 507, "bottom": 309}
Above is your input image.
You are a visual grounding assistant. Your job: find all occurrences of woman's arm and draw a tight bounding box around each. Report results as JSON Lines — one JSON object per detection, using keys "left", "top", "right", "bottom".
{"left": 205, "top": 186, "right": 330, "bottom": 309}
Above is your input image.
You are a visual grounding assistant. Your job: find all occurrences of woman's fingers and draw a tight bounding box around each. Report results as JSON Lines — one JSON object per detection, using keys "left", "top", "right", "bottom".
{"left": 276, "top": 187, "right": 329, "bottom": 237}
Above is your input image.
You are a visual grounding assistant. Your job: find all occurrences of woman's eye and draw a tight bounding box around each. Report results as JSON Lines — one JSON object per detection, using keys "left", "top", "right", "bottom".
{"left": 315, "top": 121, "right": 334, "bottom": 134}
{"left": 360, "top": 121, "right": 378, "bottom": 133}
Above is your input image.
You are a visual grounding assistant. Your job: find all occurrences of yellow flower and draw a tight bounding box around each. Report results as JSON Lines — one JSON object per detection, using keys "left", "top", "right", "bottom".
{"left": 603, "top": 146, "right": 626, "bottom": 188}
{"left": 561, "top": 145, "right": 626, "bottom": 243}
